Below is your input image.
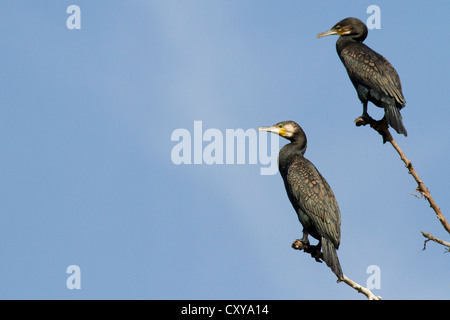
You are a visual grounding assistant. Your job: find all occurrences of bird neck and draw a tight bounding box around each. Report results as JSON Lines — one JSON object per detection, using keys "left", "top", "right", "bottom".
{"left": 278, "top": 139, "right": 306, "bottom": 174}
{"left": 280, "top": 138, "right": 306, "bottom": 159}
{"left": 336, "top": 32, "right": 367, "bottom": 55}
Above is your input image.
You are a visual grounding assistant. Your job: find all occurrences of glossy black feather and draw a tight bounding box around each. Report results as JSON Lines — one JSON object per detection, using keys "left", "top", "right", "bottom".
{"left": 274, "top": 121, "right": 343, "bottom": 279}
{"left": 320, "top": 17, "right": 408, "bottom": 136}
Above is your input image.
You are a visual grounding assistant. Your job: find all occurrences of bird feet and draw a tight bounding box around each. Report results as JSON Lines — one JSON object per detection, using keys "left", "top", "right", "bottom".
{"left": 354, "top": 115, "right": 393, "bottom": 143}
{"left": 292, "top": 239, "right": 308, "bottom": 250}
{"left": 371, "top": 118, "right": 393, "bottom": 143}
{"left": 354, "top": 114, "right": 375, "bottom": 127}
{"left": 292, "top": 239, "right": 323, "bottom": 263}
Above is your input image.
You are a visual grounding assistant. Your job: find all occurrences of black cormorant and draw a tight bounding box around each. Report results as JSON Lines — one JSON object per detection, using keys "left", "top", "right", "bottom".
{"left": 317, "top": 17, "right": 407, "bottom": 137}
{"left": 259, "top": 121, "right": 343, "bottom": 280}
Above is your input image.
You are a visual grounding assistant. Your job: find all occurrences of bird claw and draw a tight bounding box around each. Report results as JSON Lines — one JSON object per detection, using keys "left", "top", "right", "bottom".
{"left": 354, "top": 115, "right": 393, "bottom": 143}
{"left": 371, "top": 118, "right": 393, "bottom": 143}
{"left": 292, "top": 239, "right": 323, "bottom": 263}
{"left": 292, "top": 239, "right": 309, "bottom": 250}
{"left": 353, "top": 115, "right": 374, "bottom": 127}
{"left": 306, "top": 245, "right": 323, "bottom": 263}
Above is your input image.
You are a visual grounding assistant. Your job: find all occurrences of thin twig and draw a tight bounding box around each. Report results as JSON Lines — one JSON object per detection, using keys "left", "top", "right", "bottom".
{"left": 389, "top": 138, "right": 450, "bottom": 234}
{"left": 360, "top": 119, "right": 450, "bottom": 235}
{"left": 292, "top": 240, "right": 381, "bottom": 300}
{"left": 341, "top": 275, "right": 381, "bottom": 300}
{"left": 408, "top": 191, "right": 424, "bottom": 199}
{"left": 421, "top": 231, "right": 450, "bottom": 251}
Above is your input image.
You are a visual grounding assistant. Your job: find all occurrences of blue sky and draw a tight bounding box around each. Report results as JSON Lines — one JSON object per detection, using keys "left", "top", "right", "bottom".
{"left": 0, "top": 1, "right": 449, "bottom": 299}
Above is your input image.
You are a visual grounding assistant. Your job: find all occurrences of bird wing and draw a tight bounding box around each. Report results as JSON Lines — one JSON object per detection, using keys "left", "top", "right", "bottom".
{"left": 341, "top": 42, "right": 406, "bottom": 106}
{"left": 286, "top": 157, "right": 341, "bottom": 247}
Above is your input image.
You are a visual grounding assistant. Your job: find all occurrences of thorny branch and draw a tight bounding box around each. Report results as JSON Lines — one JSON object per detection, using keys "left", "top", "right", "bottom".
{"left": 291, "top": 240, "right": 381, "bottom": 300}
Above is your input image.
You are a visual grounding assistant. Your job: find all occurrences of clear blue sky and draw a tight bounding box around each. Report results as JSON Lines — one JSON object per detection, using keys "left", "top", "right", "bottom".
{"left": 1, "top": 1, "right": 449, "bottom": 299}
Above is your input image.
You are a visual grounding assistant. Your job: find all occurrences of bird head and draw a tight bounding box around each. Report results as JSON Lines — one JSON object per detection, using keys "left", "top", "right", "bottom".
{"left": 317, "top": 17, "right": 368, "bottom": 41}
{"left": 258, "top": 121, "right": 304, "bottom": 141}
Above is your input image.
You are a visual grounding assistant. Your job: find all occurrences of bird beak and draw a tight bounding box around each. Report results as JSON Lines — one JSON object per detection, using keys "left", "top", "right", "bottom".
{"left": 258, "top": 126, "right": 277, "bottom": 133}
{"left": 258, "top": 126, "right": 286, "bottom": 136}
{"left": 317, "top": 28, "right": 340, "bottom": 38}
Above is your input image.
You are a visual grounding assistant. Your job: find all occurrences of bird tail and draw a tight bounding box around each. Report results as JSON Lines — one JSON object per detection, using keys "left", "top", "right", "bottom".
{"left": 386, "top": 106, "right": 407, "bottom": 137}
{"left": 322, "top": 237, "right": 344, "bottom": 281}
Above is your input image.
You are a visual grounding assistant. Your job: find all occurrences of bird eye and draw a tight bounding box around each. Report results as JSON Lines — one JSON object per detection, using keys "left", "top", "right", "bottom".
{"left": 336, "top": 25, "right": 342, "bottom": 31}
{"left": 279, "top": 125, "right": 283, "bottom": 128}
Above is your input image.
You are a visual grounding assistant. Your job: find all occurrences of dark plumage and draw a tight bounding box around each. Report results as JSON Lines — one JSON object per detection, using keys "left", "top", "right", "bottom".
{"left": 259, "top": 121, "right": 343, "bottom": 280}
{"left": 317, "top": 17, "right": 407, "bottom": 136}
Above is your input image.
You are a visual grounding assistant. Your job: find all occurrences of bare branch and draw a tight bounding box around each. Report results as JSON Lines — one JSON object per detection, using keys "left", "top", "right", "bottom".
{"left": 421, "top": 231, "right": 450, "bottom": 252}
{"left": 341, "top": 275, "right": 381, "bottom": 300}
{"left": 291, "top": 240, "right": 381, "bottom": 300}
{"left": 361, "top": 121, "right": 450, "bottom": 235}
{"left": 389, "top": 138, "right": 450, "bottom": 234}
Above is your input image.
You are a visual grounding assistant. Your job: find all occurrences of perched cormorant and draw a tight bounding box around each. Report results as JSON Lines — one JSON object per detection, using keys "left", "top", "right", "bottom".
{"left": 317, "top": 17, "right": 407, "bottom": 137}
{"left": 259, "top": 121, "right": 343, "bottom": 280}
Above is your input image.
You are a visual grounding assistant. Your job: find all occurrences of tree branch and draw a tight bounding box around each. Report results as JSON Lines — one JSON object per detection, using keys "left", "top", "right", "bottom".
{"left": 291, "top": 240, "right": 381, "bottom": 300}
{"left": 421, "top": 231, "right": 450, "bottom": 252}
{"left": 389, "top": 138, "right": 450, "bottom": 234}
{"left": 341, "top": 275, "right": 381, "bottom": 300}
{"left": 360, "top": 119, "right": 450, "bottom": 235}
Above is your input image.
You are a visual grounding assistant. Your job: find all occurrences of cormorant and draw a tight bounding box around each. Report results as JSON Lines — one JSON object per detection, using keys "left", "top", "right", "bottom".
{"left": 259, "top": 121, "right": 343, "bottom": 280}
{"left": 317, "top": 17, "right": 407, "bottom": 137}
